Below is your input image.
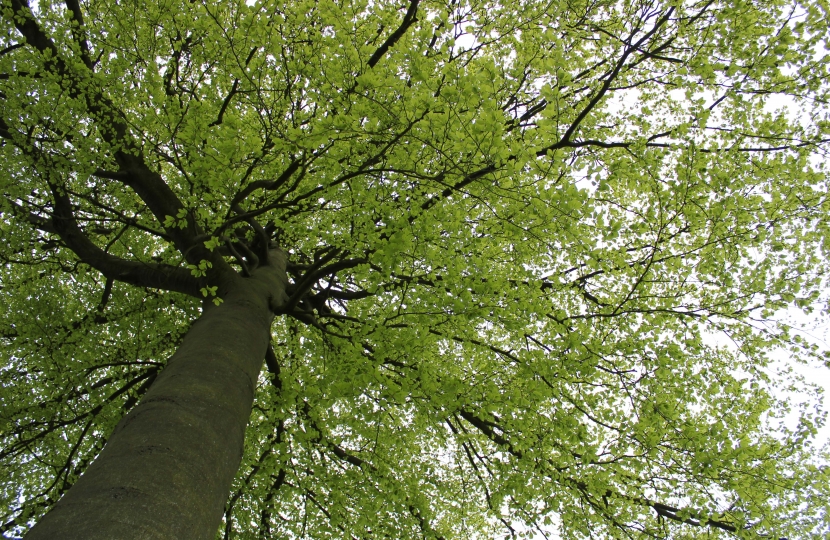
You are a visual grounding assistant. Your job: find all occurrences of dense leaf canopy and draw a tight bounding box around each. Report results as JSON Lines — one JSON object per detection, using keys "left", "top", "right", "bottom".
{"left": 2, "top": 0, "right": 830, "bottom": 537}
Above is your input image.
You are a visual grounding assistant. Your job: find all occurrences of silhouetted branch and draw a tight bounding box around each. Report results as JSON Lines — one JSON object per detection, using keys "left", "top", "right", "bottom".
{"left": 367, "top": 0, "right": 420, "bottom": 68}
{"left": 48, "top": 185, "right": 201, "bottom": 297}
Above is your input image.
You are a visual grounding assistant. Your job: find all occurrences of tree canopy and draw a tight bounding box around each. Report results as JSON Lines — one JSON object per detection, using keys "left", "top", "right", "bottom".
{"left": 2, "top": 0, "right": 830, "bottom": 537}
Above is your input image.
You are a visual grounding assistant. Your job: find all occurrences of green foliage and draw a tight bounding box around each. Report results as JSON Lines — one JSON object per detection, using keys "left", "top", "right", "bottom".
{"left": 2, "top": 0, "right": 830, "bottom": 537}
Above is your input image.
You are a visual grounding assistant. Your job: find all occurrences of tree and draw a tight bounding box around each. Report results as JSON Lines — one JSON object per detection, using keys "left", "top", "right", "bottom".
{"left": 1, "top": 0, "right": 830, "bottom": 537}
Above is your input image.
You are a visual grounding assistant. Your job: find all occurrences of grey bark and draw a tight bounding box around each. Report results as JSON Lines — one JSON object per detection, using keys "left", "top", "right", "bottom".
{"left": 24, "top": 252, "right": 288, "bottom": 540}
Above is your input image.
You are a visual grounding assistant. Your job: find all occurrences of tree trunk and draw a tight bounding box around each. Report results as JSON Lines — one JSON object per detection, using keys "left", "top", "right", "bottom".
{"left": 25, "top": 257, "right": 288, "bottom": 540}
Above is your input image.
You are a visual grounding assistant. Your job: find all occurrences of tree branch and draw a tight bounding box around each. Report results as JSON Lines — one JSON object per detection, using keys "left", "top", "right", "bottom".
{"left": 48, "top": 185, "right": 201, "bottom": 297}
{"left": 208, "top": 79, "right": 239, "bottom": 128}
{"left": 283, "top": 256, "right": 368, "bottom": 315}
{"left": 0, "top": 42, "right": 25, "bottom": 57}
{"left": 6, "top": 0, "right": 232, "bottom": 278}
{"left": 456, "top": 408, "right": 742, "bottom": 535}
{"left": 554, "top": 7, "right": 676, "bottom": 148}
{"left": 5, "top": 197, "right": 58, "bottom": 234}
{"left": 63, "top": 0, "right": 93, "bottom": 69}
{"left": 367, "top": 0, "right": 420, "bottom": 68}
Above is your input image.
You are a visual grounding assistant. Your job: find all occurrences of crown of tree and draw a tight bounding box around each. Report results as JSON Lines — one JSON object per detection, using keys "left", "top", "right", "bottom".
{"left": 1, "top": 0, "right": 829, "bottom": 538}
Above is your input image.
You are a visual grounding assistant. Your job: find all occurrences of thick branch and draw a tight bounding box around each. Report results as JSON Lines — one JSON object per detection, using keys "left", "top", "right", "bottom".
{"left": 208, "top": 79, "right": 239, "bottom": 128}
{"left": 283, "top": 257, "right": 369, "bottom": 316}
{"left": 7, "top": 0, "right": 231, "bottom": 278}
{"left": 63, "top": 0, "right": 93, "bottom": 69}
{"left": 367, "top": 0, "right": 420, "bottom": 68}
{"left": 49, "top": 187, "right": 201, "bottom": 297}
{"left": 228, "top": 157, "right": 302, "bottom": 210}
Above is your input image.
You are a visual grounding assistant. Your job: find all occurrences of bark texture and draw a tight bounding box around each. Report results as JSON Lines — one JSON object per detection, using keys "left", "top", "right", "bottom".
{"left": 24, "top": 254, "right": 288, "bottom": 540}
